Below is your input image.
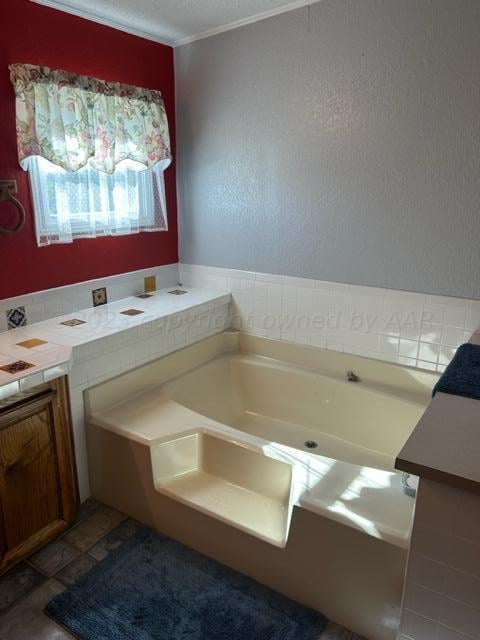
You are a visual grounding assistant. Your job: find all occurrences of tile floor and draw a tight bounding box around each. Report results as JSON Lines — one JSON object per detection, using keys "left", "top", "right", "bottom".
{"left": 0, "top": 499, "right": 364, "bottom": 640}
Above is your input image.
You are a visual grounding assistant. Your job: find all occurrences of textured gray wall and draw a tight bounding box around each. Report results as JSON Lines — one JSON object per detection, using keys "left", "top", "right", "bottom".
{"left": 175, "top": 0, "right": 480, "bottom": 299}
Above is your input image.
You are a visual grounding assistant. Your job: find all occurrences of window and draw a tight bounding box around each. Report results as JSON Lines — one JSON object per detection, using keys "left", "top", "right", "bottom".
{"left": 27, "top": 156, "right": 167, "bottom": 246}
{"left": 10, "top": 63, "right": 172, "bottom": 246}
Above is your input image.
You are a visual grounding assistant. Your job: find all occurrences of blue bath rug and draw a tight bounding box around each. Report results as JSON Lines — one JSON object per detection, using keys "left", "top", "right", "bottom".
{"left": 47, "top": 526, "right": 327, "bottom": 640}
{"left": 432, "top": 342, "right": 480, "bottom": 400}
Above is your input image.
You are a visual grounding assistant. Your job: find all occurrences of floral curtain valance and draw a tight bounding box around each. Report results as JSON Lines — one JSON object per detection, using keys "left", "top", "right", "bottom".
{"left": 9, "top": 63, "right": 172, "bottom": 174}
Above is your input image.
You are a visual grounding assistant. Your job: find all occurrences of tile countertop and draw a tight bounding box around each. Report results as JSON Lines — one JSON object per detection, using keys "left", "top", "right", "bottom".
{"left": 395, "top": 330, "right": 480, "bottom": 494}
{"left": 0, "top": 288, "right": 231, "bottom": 399}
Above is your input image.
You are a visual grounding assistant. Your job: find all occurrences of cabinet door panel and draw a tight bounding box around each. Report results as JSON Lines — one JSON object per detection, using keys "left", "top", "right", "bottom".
{"left": 0, "top": 405, "right": 60, "bottom": 548}
{"left": 0, "top": 378, "right": 78, "bottom": 573}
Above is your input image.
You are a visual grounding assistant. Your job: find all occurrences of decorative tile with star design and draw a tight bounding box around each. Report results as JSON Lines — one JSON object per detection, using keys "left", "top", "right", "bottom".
{"left": 60, "top": 319, "right": 86, "bottom": 327}
{"left": 6, "top": 307, "right": 27, "bottom": 330}
{"left": 0, "top": 360, "right": 35, "bottom": 374}
{"left": 92, "top": 287, "right": 108, "bottom": 307}
{"left": 120, "top": 309, "right": 144, "bottom": 316}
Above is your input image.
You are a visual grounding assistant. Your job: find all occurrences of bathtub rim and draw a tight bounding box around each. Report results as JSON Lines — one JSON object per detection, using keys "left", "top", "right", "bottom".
{"left": 85, "top": 330, "right": 434, "bottom": 549}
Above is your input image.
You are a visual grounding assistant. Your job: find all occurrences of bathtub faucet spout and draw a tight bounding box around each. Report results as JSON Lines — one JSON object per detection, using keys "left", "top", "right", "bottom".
{"left": 346, "top": 370, "right": 360, "bottom": 382}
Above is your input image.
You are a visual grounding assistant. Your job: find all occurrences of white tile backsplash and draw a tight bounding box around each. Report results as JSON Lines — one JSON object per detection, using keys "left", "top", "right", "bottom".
{"left": 180, "top": 264, "right": 479, "bottom": 371}
{"left": 400, "top": 479, "right": 480, "bottom": 640}
{"left": 409, "top": 554, "right": 446, "bottom": 593}
{"left": 0, "top": 263, "right": 179, "bottom": 327}
{"left": 444, "top": 569, "right": 480, "bottom": 609}
{"left": 437, "top": 625, "right": 475, "bottom": 640}
{"left": 401, "top": 610, "right": 438, "bottom": 639}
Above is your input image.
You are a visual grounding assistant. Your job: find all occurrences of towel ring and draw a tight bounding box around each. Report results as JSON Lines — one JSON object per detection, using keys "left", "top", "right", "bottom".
{"left": 0, "top": 180, "right": 26, "bottom": 235}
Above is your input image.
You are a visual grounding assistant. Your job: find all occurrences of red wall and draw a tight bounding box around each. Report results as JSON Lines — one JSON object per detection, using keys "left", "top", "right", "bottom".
{"left": 0, "top": 0, "right": 178, "bottom": 299}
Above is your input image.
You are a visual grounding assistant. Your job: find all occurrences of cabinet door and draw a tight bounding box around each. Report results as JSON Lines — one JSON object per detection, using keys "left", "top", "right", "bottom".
{"left": 0, "top": 378, "right": 78, "bottom": 573}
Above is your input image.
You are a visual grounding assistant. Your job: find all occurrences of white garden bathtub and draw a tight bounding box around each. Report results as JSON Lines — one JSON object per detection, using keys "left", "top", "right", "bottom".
{"left": 163, "top": 342, "right": 427, "bottom": 472}
{"left": 85, "top": 330, "right": 437, "bottom": 640}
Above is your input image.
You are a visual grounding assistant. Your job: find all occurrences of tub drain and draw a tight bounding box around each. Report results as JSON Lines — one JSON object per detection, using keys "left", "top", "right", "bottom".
{"left": 304, "top": 440, "right": 318, "bottom": 449}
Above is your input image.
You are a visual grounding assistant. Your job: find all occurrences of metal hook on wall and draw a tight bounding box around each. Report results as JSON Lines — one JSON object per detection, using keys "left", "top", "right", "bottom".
{"left": 0, "top": 180, "right": 26, "bottom": 235}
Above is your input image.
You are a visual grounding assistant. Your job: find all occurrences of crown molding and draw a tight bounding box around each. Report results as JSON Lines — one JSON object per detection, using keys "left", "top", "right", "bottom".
{"left": 31, "top": 0, "right": 321, "bottom": 49}
{"left": 30, "top": 0, "right": 174, "bottom": 46}
{"left": 173, "top": 0, "right": 320, "bottom": 46}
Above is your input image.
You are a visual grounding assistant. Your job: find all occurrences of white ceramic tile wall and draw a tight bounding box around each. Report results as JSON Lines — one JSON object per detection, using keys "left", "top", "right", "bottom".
{"left": 0, "top": 263, "right": 179, "bottom": 330}
{"left": 180, "top": 264, "right": 480, "bottom": 371}
{"left": 68, "top": 299, "right": 231, "bottom": 501}
{"left": 399, "top": 479, "right": 480, "bottom": 640}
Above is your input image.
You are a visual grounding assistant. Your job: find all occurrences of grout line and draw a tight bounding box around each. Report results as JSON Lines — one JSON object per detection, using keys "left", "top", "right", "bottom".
{"left": 0, "top": 565, "right": 48, "bottom": 618}
{"left": 0, "top": 502, "right": 127, "bottom": 620}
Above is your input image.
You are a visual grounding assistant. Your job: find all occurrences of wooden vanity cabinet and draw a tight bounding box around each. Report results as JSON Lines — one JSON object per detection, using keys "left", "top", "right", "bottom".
{"left": 0, "top": 376, "right": 78, "bottom": 574}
